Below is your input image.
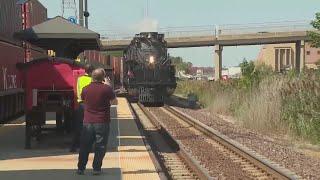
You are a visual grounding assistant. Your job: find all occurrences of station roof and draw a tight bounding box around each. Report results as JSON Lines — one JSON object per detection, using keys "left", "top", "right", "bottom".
{"left": 14, "top": 16, "right": 101, "bottom": 58}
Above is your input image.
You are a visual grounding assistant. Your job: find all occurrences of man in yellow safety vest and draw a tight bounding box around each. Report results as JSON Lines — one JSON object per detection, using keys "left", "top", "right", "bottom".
{"left": 70, "top": 64, "right": 94, "bottom": 152}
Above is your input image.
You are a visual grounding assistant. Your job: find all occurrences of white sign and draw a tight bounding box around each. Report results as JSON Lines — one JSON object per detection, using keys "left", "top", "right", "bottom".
{"left": 1, "top": 67, "right": 17, "bottom": 90}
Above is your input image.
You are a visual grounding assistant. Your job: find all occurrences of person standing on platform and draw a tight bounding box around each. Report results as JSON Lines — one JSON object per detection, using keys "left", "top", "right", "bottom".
{"left": 77, "top": 68, "right": 117, "bottom": 175}
{"left": 70, "top": 64, "right": 94, "bottom": 152}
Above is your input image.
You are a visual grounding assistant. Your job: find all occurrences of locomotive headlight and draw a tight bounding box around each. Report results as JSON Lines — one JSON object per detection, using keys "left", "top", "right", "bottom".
{"left": 149, "top": 56, "right": 155, "bottom": 64}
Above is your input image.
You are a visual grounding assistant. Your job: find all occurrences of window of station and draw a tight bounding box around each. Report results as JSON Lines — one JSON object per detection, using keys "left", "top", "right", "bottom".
{"left": 306, "top": 51, "right": 311, "bottom": 55}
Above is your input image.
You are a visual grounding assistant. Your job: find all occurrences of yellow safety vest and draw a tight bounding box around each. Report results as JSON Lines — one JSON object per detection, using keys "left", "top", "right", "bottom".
{"left": 77, "top": 74, "right": 92, "bottom": 102}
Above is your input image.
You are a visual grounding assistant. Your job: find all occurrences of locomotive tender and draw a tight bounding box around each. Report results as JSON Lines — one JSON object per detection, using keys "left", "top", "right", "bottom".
{"left": 123, "top": 32, "right": 176, "bottom": 104}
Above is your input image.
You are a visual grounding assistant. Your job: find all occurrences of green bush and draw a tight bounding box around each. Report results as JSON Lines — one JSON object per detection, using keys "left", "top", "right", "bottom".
{"left": 280, "top": 71, "right": 320, "bottom": 143}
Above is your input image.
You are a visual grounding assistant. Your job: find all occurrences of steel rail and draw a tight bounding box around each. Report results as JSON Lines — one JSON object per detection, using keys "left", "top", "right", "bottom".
{"left": 164, "top": 105, "right": 300, "bottom": 180}
{"left": 131, "top": 102, "right": 213, "bottom": 180}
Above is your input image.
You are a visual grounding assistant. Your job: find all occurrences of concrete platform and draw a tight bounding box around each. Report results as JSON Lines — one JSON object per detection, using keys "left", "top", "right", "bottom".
{"left": 0, "top": 97, "right": 160, "bottom": 180}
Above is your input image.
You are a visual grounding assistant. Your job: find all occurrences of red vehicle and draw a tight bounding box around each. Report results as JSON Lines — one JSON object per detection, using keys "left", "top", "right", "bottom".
{"left": 222, "top": 75, "right": 229, "bottom": 80}
{"left": 17, "top": 57, "right": 86, "bottom": 149}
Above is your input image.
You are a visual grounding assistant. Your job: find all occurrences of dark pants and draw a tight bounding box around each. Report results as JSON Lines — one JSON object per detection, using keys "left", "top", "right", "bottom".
{"left": 70, "top": 103, "right": 84, "bottom": 150}
{"left": 77, "top": 123, "right": 110, "bottom": 171}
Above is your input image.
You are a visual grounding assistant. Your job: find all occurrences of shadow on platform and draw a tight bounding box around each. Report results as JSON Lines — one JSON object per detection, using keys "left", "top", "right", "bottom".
{"left": 0, "top": 168, "right": 122, "bottom": 180}
{"left": 0, "top": 107, "right": 119, "bottom": 161}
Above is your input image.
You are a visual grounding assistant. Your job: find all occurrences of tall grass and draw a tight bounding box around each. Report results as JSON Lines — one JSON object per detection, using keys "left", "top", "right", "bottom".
{"left": 175, "top": 69, "right": 320, "bottom": 144}
{"left": 175, "top": 80, "right": 241, "bottom": 112}
{"left": 236, "top": 76, "right": 286, "bottom": 134}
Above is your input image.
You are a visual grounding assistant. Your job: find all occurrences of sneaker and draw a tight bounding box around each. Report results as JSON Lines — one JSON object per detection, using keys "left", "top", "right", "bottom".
{"left": 76, "top": 169, "right": 84, "bottom": 175}
{"left": 92, "top": 170, "right": 102, "bottom": 176}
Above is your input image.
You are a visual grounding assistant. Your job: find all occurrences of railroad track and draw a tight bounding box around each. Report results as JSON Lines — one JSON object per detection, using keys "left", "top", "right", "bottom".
{"left": 165, "top": 105, "right": 301, "bottom": 179}
{"left": 132, "top": 102, "right": 300, "bottom": 180}
{"left": 130, "top": 103, "right": 212, "bottom": 180}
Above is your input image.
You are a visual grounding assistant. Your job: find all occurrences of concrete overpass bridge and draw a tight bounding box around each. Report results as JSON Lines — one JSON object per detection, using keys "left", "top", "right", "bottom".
{"left": 99, "top": 21, "right": 314, "bottom": 79}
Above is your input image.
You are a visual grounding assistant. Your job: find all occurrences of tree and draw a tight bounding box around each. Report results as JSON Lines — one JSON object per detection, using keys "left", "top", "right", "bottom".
{"left": 239, "top": 58, "right": 255, "bottom": 77}
{"left": 238, "top": 58, "right": 273, "bottom": 88}
{"left": 308, "top": 12, "right": 320, "bottom": 48}
{"left": 170, "top": 56, "right": 193, "bottom": 73}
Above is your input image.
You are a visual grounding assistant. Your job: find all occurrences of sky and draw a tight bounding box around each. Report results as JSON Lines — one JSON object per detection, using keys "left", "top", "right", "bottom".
{"left": 38, "top": 0, "right": 319, "bottom": 67}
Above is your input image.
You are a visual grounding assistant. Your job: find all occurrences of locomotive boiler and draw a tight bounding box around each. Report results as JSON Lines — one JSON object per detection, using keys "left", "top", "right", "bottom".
{"left": 123, "top": 32, "right": 176, "bottom": 104}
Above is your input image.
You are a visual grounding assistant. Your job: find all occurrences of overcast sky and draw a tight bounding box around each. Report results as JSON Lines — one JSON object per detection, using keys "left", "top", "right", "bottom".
{"left": 39, "top": 0, "right": 319, "bottom": 67}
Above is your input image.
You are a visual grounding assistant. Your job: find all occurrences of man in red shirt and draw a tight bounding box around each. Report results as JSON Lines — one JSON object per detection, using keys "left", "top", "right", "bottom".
{"left": 77, "top": 68, "right": 117, "bottom": 175}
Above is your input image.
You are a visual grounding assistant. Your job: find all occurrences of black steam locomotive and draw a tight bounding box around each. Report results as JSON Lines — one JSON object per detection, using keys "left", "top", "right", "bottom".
{"left": 123, "top": 32, "right": 176, "bottom": 104}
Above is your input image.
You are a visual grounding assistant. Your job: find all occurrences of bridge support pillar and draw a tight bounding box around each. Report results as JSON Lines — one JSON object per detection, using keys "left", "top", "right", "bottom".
{"left": 295, "top": 40, "right": 305, "bottom": 72}
{"left": 300, "top": 40, "right": 305, "bottom": 71}
{"left": 214, "top": 44, "right": 223, "bottom": 80}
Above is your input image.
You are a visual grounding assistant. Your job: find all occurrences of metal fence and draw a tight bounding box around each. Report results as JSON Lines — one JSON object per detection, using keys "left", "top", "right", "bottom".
{"left": 100, "top": 20, "right": 313, "bottom": 40}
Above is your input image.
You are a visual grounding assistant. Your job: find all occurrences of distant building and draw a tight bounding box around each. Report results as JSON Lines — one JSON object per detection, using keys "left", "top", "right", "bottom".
{"left": 196, "top": 69, "right": 204, "bottom": 76}
{"left": 190, "top": 67, "right": 213, "bottom": 76}
{"left": 222, "top": 69, "right": 229, "bottom": 77}
{"left": 177, "top": 70, "right": 193, "bottom": 80}
{"left": 227, "top": 67, "right": 242, "bottom": 78}
{"left": 221, "top": 67, "right": 241, "bottom": 79}
{"left": 257, "top": 43, "right": 320, "bottom": 72}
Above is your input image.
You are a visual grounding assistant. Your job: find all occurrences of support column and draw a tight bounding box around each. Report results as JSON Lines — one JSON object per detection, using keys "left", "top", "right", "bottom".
{"left": 300, "top": 40, "right": 305, "bottom": 71}
{"left": 295, "top": 41, "right": 301, "bottom": 72}
{"left": 214, "top": 45, "right": 223, "bottom": 80}
{"left": 275, "top": 49, "right": 280, "bottom": 72}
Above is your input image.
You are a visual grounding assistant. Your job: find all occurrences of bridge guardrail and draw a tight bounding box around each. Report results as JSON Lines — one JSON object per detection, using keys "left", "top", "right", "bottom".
{"left": 100, "top": 20, "right": 313, "bottom": 40}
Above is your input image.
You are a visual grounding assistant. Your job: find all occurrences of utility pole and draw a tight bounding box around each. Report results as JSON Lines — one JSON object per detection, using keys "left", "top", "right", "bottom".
{"left": 84, "top": 0, "right": 89, "bottom": 28}
{"left": 79, "top": 0, "right": 88, "bottom": 28}
{"left": 79, "top": 0, "right": 84, "bottom": 27}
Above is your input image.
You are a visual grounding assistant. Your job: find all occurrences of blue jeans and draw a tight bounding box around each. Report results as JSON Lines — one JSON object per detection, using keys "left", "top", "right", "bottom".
{"left": 77, "top": 123, "right": 110, "bottom": 171}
